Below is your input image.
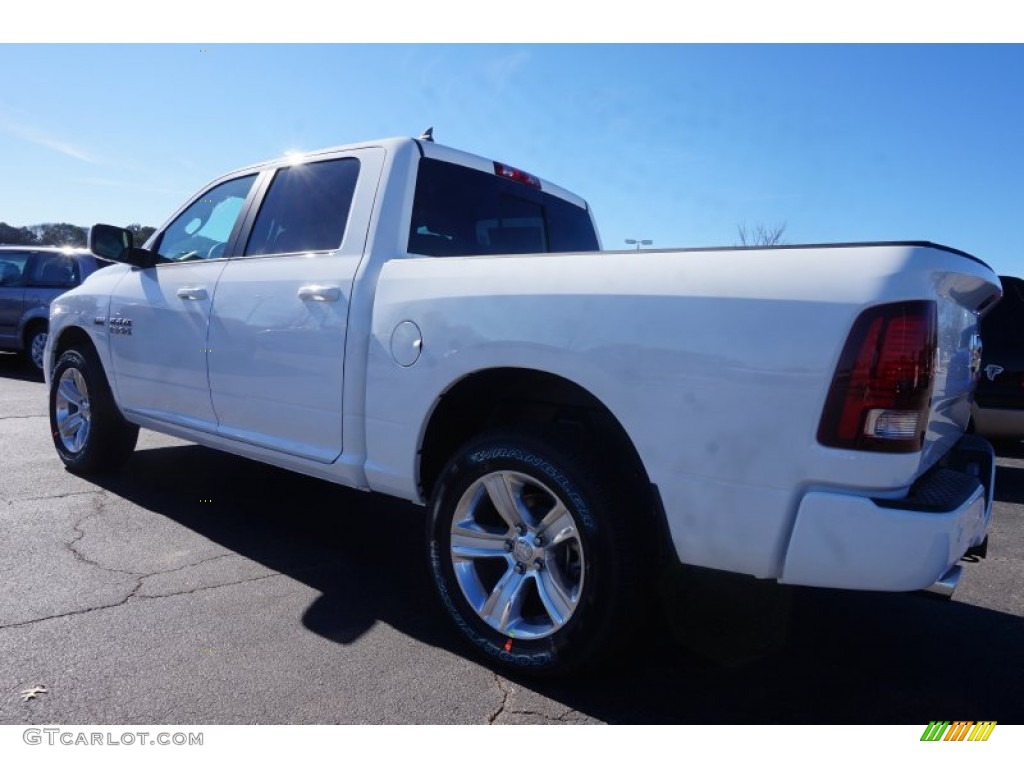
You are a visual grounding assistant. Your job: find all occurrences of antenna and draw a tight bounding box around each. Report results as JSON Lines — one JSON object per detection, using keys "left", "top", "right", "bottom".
{"left": 418, "top": 127, "right": 434, "bottom": 143}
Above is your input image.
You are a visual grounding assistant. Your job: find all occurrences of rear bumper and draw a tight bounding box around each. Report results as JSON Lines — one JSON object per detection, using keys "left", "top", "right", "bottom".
{"left": 781, "top": 435, "right": 994, "bottom": 592}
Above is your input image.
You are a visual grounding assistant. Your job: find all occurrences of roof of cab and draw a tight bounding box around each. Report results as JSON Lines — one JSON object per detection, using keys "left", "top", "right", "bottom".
{"left": 235, "top": 135, "right": 590, "bottom": 210}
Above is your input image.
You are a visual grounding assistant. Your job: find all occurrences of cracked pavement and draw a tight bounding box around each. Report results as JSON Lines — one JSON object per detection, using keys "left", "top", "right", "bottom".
{"left": 1, "top": 355, "right": 1023, "bottom": 724}
{"left": 0, "top": 360, "right": 595, "bottom": 724}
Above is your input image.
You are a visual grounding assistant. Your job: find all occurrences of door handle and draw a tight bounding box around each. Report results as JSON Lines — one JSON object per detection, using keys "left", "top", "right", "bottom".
{"left": 298, "top": 285, "right": 341, "bottom": 302}
{"left": 985, "top": 364, "right": 1004, "bottom": 382}
{"left": 176, "top": 287, "right": 208, "bottom": 301}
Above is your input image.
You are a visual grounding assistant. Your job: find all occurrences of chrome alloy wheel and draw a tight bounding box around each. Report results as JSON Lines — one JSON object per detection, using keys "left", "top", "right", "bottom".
{"left": 54, "top": 368, "right": 91, "bottom": 453}
{"left": 450, "top": 470, "right": 585, "bottom": 640}
{"left": 30, "top": 330, "right": 48, "bottom": 372}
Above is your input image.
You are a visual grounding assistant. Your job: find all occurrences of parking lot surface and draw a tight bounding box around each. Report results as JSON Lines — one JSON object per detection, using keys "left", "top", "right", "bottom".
{"left": 1, "top": 353, "right": 1022, "bottom": 724}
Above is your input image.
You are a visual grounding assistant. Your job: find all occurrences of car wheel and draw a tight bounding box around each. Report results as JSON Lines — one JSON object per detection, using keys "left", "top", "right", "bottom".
{"left": 49, "top": 346, "right": 139, "bottom": 474}
{"left": 25, "top": 324, "right": 48, "bottom": 374}
{"left": 428, "top": 429, "right": 648, "bottom": 675}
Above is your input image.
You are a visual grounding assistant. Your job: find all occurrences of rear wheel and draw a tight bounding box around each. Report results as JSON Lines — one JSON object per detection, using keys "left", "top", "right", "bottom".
{"left": 24, "top": 323, "right": 48, "bottom": 375}
{"left": 428, "top": 429, "right": 649, "bottom": 675}
{"left": 49, "top": 346, "right": 138, "bottom": 474}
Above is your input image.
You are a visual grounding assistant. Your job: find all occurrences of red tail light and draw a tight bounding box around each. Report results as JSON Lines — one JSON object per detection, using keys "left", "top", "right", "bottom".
{"left": 818, "top": 301, "right": 937, "bottom": 453}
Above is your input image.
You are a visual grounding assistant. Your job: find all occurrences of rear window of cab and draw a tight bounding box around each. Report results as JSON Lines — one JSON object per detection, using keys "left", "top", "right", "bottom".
{"left": 408, "top": 158, "right": 598, "bottom": 257}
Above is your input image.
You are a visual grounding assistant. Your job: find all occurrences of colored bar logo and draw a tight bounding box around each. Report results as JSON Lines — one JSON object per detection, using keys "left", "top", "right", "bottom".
{"left": 921, "top": 721, "right": 997, "bottom": 741}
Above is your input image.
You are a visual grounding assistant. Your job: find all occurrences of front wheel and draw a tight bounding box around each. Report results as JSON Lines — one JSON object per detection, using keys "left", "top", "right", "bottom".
{"left": 428, "top": 430, "right": 649, "bottom": 675}
{"left": 49, "top": 346, "right": 139, "bottom": 474}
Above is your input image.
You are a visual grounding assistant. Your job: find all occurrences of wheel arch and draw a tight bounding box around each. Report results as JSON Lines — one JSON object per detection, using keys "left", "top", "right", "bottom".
{"left": 21, "top": 316, "right": 48, "bottom": 350}
{"left": 53, "top": 324, "right": 97, "bottom": 356}
{"left": 22, "top": 315, "right": 48, "bottom": 339}
{"left": 417, "top": 367, "right": 671, "bottom": 560}
{"left": 51, "top": 326, "right": 103, "bottom": 380}
{"left": 17, "top": 307, "right": 49, "bottom": 349}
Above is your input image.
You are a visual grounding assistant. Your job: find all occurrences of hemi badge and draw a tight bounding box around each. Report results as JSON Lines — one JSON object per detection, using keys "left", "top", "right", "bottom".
{"left": 94, "top": 317, "right": 106, "bottom": 325}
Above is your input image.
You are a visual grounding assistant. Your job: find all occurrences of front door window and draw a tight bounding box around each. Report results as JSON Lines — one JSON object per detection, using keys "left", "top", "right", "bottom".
{"left": 155, "top": 175, "right": 257, "bottom": 262}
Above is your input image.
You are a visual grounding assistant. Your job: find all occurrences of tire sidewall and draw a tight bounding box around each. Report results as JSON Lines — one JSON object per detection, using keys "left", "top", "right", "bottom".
{"left": 429, "top": 432, "right": 618, "bottom": 673}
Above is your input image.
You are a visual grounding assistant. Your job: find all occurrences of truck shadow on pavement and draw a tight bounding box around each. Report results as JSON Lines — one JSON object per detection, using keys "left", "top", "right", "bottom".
{"left": 90, "top": 443, "right": 1024, "bottom": 725}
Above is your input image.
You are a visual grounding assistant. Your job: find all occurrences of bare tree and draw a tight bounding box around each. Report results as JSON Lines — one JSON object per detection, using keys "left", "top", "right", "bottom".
{"left": 737, "top": 222, "right": 787, "bottom": 247}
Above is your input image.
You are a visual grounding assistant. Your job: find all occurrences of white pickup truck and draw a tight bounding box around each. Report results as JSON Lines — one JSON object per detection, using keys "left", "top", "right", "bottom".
{"left": 45, "top": 133, "right": 1001, "bottom": 673}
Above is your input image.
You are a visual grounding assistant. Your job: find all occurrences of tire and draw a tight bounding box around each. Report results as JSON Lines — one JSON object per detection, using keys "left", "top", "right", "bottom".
{"left": 49, "top": 345, "right": 139, "bottom": 474}
{"left": 24, "top": 323, "right": 48, "bottom": 375}
{"left": 428, "top": 429, "right": 649, "bottom": 675}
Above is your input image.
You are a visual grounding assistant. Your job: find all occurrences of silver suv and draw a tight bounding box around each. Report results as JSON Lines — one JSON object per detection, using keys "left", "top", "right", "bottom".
{"left": 0, "top": 246, "right": 108, "bottom": 373}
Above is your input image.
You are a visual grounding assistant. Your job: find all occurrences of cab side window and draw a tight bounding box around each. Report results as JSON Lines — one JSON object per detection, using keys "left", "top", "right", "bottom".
{"left": 155, "top": 175, "right": 257, "bottom": 262}
{"left": 244, "top": 158, "right": 360, "bottom": 257}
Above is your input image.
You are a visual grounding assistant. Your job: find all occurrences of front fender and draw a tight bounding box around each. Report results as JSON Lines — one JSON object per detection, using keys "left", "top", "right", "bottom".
{"left": 44, "top": 264, "right": 129, "bottom": 385}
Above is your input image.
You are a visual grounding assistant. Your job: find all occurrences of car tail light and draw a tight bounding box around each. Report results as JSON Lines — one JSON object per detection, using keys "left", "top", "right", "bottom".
{"left": 818, "top": 300, "right": 937, "bottom": 453}
{"left": 493, "top": 162, "right": 541, "bottom": 189}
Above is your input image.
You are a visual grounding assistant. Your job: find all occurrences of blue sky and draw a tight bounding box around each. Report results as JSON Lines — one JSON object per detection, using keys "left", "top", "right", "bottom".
{"left": 1, "top": 44, "right": 1021, "bottom": 276}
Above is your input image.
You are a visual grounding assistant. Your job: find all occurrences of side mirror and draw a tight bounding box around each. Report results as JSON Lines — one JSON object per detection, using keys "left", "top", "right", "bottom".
{"left": 89, "top": 224, "right": 130, "bottom": 261}
{"left": 88, "top": 224, "right": 158, "bottom": 268}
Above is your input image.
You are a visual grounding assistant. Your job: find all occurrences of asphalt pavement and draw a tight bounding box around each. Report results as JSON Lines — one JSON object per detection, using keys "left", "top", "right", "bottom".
{"left": 1, "top": 351, "right": 1021, "bottom": 724}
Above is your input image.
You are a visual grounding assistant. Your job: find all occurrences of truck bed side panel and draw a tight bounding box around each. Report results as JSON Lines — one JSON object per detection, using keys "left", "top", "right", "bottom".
{"left": 363, "top": 244, "right": 999, "bottom": 578}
